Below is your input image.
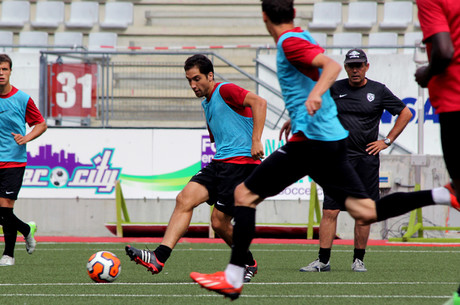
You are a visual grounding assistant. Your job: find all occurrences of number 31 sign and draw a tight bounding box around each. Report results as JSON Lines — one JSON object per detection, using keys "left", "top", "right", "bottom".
{"left": 49, "top": 63, "right": 98, "bottom": 117}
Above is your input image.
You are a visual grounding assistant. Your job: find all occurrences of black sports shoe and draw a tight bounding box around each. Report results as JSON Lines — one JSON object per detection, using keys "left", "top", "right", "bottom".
{"left": 125, "top": 245, "right": 164, "bottom": 274}
{"left": 243, "top": 260, "right": 258, "bottom": 283}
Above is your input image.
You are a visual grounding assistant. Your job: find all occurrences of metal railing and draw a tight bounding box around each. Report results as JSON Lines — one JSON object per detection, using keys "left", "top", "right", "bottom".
{"left": 39, "top": 49, "right": 288, "bottom": 129}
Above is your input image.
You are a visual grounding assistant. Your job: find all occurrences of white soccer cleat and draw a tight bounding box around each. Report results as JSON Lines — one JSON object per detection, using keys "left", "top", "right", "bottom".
{"left": 0, "top": 255, "right": 15, "bottom": 266}
{"left": 351, "top": 258, "right": 367, "bottom": 272}
{"left": 25, "top": 221, "right": 37, "bottom": 254}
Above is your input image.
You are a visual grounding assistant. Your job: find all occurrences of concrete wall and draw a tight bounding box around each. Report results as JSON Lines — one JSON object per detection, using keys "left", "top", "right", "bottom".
{"left": 14, "top": 155, "right": 459, "bottom": 239}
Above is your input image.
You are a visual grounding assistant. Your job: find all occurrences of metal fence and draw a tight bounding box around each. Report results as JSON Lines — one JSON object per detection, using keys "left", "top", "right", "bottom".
{"left": 39, "top": 50, "right": 286, "bottom": 129}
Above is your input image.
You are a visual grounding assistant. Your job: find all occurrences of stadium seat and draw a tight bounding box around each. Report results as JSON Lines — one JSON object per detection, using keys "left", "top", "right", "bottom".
{"left": 344, "top": 2, "right": 377, "bottom": 30}
{"left": 379, "top": 1, "right": 413, "bottom": 30}
{"left": 332, "top": 33, "right": 362, "bottom": 55}
{"left": 310, "top": 32, "right": 327, "bottom": 48}
{"left": 31, "top": 1, "right": 65, "bottom": 29}
{"left": 403, "top": 32, "right": 424, "bottom": 55}
{"left": 0, "top": 31, "right": 13, "bottom": 52}
{"left": 0, "top": 1, "right": 30, "bottom": 28}
{"left": 54, "top": 32, "right": 84, "bottom": 50}
{"left": 18, "top": 31, "right": 49, "bottom": 53}
{"left": 65, "top": 2, "right": 99, "bottom": 29}
{"left": 308, "top": 3, "right": 342, "bottom": 30}
{"left": 100, "top": 2, "right": 134, "bottom": 30}
{"left": 88, "top": 32, "right": 118, "bottom": 52}
{"left": 368, "top": 32, "right": 398, "bottom": 54}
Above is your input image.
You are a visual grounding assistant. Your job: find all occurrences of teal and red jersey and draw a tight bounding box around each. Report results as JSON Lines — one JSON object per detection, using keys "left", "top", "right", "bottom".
{"left": 0, "top": 86, "right": 44, "bottom": 168}
{"left": 276, "top": 27, "right": 348, "bottom": 142}
{"left": 202, "top": 82, "right": 260, "bottom": 165}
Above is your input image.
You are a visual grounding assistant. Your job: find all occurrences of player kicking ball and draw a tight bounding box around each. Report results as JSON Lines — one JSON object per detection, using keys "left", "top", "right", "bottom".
{"left": 126, "top": 54, "right": 266, "bottom": 283}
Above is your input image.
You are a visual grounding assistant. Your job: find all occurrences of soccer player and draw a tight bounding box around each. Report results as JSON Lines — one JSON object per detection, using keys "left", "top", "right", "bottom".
{"left": 415, "top": 0, "right": 460, "bottom": 205}
{"left": 300, "top": 49, "right": 412, "bottom": 272}
{"left": 415, "top": 0, "right": 460, "bottom": 302}
{"left": 126, "top": 54, "right": 267, "bottom": 283}
{"left": 0, "top": 54, "right": 47, "bottom": 266}
{"left": 190, "top": 0, "right": 459, "bottom": 300}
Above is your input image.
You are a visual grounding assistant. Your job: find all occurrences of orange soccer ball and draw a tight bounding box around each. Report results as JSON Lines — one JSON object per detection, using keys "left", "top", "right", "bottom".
{"left": 86, "top": 251, "right": 121, "bottom": 283}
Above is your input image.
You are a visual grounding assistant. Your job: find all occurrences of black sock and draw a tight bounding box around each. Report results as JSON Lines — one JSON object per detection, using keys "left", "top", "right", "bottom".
{"left": 0, "top": 208, "right": 18, "bottom": 257}
{"left": 376, "top": 190, "right": 434, "bottom": 221}
{"left": 246, "top": 250, "right": 255, "bottom": 266}
{"left": 154, "top": 245, "right": 172, "bottom": 264}
{"left": 353, "top": 248, "right": 365, "bottom": 262}
{"left": 230, "top": 206, "right": 256, "bottom": 267}
{"left": 318, "top": 248, "right": 331, "bottom": 264}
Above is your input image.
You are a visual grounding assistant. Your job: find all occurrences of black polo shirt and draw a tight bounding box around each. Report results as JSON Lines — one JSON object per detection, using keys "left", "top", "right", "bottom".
{"left": 330, "top": 78, "right": 406, "bottom": 158}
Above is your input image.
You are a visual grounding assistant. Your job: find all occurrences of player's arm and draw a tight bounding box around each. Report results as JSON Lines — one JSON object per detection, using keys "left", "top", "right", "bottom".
{"left": 366, "top": 107, "right": 412, "bottom": 155}
{"left": 12, "top": 121, "right": 47, "bottom": 145}
{"left": 11, "top": 98, "right": 48, "bottom": 145}
{"left": 243, "top": 92, "right": 267, "bottom": 160}
{"left": 415, "top": 32, "right": 454, "bottom": 88}
{"left": 307, "top": 54, "right": 342, "bottom": 116}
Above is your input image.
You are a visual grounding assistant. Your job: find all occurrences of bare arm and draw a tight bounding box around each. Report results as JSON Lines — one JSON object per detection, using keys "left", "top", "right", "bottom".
{"left": 243, "top": 92, "right": 267, "bottom": 160}
{"left": 11, "top": 121, "right": 48, "bottom": 145}
{"left": 415, "top": 32, "right": 454, "bottom": 87}
{"left": 306, "top": 53, "right": 342, "bottom": 116}
{"left": 366, "top": 107, "right": 413, "bottom": 155}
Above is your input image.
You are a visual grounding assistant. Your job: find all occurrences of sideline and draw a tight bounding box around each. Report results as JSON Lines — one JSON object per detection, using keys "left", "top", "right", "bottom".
{"left": 17, "top": 236, "right": 460, "bottom": 247}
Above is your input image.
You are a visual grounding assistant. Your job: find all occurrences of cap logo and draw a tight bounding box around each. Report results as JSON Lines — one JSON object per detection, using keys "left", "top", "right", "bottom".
{"left": 348, "top": 50, "right": 361, "bottom": 58}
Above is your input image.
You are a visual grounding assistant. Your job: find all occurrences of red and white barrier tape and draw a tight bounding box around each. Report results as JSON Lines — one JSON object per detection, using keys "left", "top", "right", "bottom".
{"left": 98, "top": 44, "right": 274, "bottom": 50}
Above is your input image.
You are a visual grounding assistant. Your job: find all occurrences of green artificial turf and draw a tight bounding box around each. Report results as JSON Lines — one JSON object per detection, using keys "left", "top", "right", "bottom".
{"left": 0, "top": 242, "right": 458, "bottom": 305}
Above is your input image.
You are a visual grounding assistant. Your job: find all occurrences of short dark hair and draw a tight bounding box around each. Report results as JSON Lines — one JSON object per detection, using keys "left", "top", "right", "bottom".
{"left": 261, "top": 0, "right": 295, "bottom": 25}
{"left": 0, "top": 54, "right": 12, "bottom": 69}
{"left": 184, "top": 54, "right": 214, "bottom": 76}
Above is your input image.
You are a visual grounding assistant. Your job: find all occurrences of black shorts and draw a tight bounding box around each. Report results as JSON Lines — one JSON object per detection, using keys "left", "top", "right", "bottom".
{"left": 323, "top": 155, "right": 380, "bottom": 211}
{"left": 244, "top": 139, "right": 369, "bottom": 204}
{"left": 440, "top": 111, "right": 460, "bottom": 179}
{"left": 190, "top": 161, "right": 258, "bottom": 216}
{"left": 0, "top": 167, "right": 26, "bottom": 200}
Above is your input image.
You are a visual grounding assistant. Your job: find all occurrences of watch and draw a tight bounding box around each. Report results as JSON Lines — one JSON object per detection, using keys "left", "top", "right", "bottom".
{"left": 384, "top": 137, "right": 392, "bottom": 146}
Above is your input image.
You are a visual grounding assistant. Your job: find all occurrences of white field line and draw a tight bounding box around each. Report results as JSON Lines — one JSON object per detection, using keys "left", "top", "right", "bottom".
{"left": 23, "top": 247, "right": 460, "bottom": 254}
{"left": 0, "top": 293, "right": 451, "bottom": 299}
{"left": 0, "top": 281, "right": 457, "bottom": 286}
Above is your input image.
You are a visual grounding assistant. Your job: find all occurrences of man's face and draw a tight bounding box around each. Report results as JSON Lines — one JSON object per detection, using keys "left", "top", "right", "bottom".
{"left": 185, "top": 66, "right": 213, "bottom": 98}
{"left": 344, "top": 62, "right": 369, "bottom": 87}
{"left": 0, "top": 61, "right": 11, "bottom": 87}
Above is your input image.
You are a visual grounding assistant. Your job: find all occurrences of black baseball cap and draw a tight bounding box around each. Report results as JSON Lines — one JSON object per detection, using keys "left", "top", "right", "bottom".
{"left": 344, "top": 48, "right": 368, "bottom": 64}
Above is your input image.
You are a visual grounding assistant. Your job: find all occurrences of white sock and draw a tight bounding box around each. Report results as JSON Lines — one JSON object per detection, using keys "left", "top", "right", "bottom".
{"left": 225, "top": 264, "right": 244, "bottom": 288}
{"left": 431, "top": 187, "right": 451, "bottom": 205}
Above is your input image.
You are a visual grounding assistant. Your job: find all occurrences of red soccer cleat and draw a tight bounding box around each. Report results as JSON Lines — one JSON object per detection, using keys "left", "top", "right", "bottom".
{"left": 444, "top": 183, "right": 460, "bottom": 212}
{"left": 190, "top": 271, "right": 242, "bottom": 300}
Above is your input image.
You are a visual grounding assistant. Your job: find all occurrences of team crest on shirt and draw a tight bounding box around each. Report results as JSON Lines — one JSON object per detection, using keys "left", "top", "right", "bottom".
{"left": 367, "top": 93, "right": 375, "bottom": 102}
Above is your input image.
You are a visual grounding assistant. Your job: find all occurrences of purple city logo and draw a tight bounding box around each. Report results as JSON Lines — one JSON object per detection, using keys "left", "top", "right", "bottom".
{"left": 201, "top": 135, "right": 216, "bottom": 168}
{"left": 24, "top": 145, "right": 121, "bottom": 193}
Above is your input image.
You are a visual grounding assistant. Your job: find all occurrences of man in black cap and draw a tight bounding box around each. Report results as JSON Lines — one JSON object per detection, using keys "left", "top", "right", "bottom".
{"left": 299, "top": 48, "right": 413, "bottom": 272}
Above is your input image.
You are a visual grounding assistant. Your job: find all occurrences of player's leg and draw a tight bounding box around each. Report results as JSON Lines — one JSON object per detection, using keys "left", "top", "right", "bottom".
{"left": 351, "top": 155, "right": 379, "bottom": 272}
{"left": 161, "top": 181, "right": 209, "bottom": 249}
{"left": 211, "top": 162, "right": 259, "bottom": 282}
{"left": 211, "top": 207, "right": 233, "bottom": 246}
{"left": 191, "top": 141, "right": 310, "bottom": 299}
{"left": 440, "top": 111, "right": 460, "bottom": 203}
{"left": 126, "top": 180, "right": 209, "bottom": 274}
{"left": 299, "top": 202, "right": 338, "bottom": 272}
{"left": 0, "top": 167, "right": 34, "bottom": 266}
